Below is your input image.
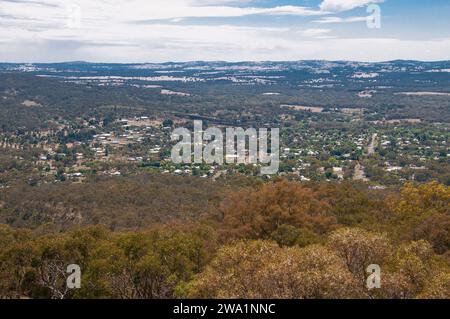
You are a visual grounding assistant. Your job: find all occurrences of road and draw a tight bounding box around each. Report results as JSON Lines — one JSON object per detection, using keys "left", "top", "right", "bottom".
{"left": 353, "top": 163, "right": 368, "bottom": 181}
{"left": 353, "top": 133, "right": 378, "bottom": 181}
{"left": 368, "top": 133, "right": 378, "bottom": 156}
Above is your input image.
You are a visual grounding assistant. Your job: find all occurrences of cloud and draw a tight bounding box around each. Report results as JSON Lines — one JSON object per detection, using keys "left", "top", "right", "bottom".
{"left": 124, "top": 4, "right": 323, "bottom": 21}
{"left": 297, "top": 28, "right": 332, "bottom": 37}
{"left": 0, "top": 1, "right": 324, "bottom": 24}
{"left": 188, "top": 0, "right": 255, "bottom": 5}
{"left": 313, "top": 16, "right": 368, "bottom": 24}
{"left": 319, "top": 0, "right": 383, "bottom": 12}
{"left": 4, "top": 34, "right": 450, "bottom": 63}
{"left": 0, "top": 0, "right": 448, "bottom": 63}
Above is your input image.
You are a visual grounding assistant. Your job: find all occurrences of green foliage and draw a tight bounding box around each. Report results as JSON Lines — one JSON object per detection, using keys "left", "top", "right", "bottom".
{"left": 0, "top": 179, "right": 449, "bottom": 299}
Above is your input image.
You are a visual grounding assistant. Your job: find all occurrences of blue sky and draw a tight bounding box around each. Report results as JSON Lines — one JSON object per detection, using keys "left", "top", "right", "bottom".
{"left": 0, "top": 0, "right": 449, "bottom": 62}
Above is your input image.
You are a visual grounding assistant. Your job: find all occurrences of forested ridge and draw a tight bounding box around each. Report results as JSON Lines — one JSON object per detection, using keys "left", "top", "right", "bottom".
{"left": 0, "top": 177, "right": 448, "bottom": 299}
{"left": 0, "top": 62, "right": 449, "bottom": 299}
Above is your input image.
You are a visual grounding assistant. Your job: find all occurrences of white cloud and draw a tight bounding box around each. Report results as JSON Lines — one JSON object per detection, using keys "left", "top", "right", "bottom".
{"left": 319, "top": 0, "right": 383, "bottom": 12}
{"left": 188, "top": 0, "right": 255, "bottom": 5}
{"left": 0, "top": 0, "right": 448, "bottom": 62}
{"left": 2, "top": 20, "right": 450, "bottom": 63}
{"left": 313, "top": 16, "right": 368, "bottom": 24}
{"left": 297, "top": 28, "right": 332, "bottom": 37}
{"left": 119, "top": 3, "right": 324, "bottom": 20}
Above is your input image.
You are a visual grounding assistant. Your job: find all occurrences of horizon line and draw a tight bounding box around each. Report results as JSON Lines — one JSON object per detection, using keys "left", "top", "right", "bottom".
{"left": 1, "top": 59, "right": 450, "bottom": 65}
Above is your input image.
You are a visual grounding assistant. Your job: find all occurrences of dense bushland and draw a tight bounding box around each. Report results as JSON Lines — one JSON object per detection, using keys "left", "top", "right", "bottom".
{"left": 0, "top": 178, "right": 448, "bottom": 299}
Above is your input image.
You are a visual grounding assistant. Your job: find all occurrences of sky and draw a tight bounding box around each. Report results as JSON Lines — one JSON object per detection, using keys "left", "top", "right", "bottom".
{"left": 0, "top": 0, "right": 450, "bottom": 62}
